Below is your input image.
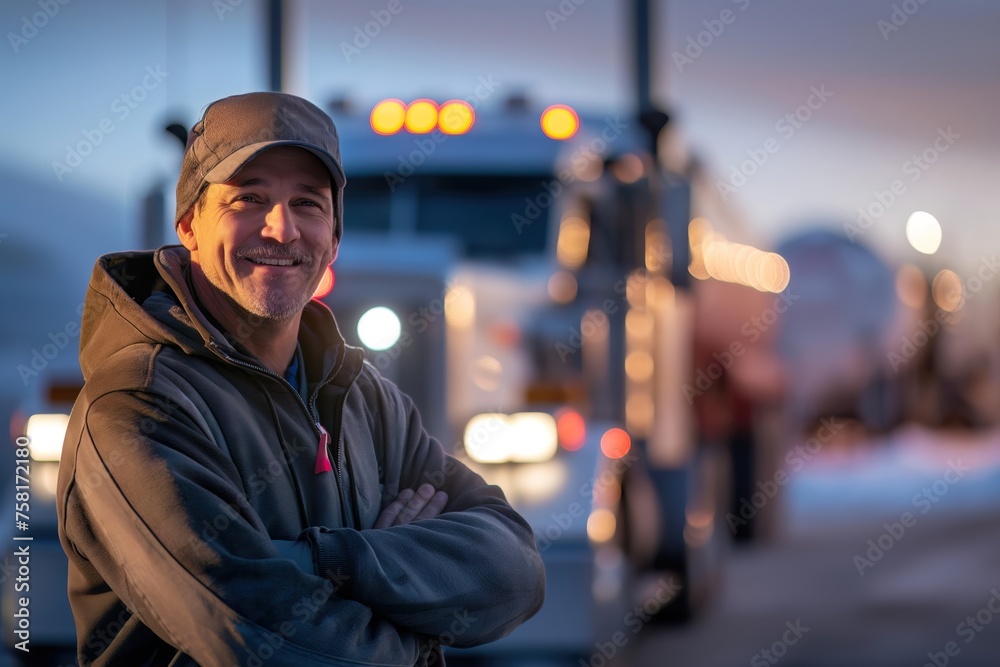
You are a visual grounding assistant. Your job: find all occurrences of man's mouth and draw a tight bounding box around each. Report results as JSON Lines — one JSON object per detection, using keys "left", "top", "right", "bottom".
{"left": 245, "top": 257, "right": 299, "bottom": 267}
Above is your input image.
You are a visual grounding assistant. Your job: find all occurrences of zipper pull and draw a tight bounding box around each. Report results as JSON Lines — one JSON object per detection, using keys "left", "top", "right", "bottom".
{"left": 315, "top": 423, "right": 333, "bottom": 474}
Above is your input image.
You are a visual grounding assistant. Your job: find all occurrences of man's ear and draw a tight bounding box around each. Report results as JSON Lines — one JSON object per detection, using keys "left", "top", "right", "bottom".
{"left": 176, "top": 207, "right": 197, "bottom": 252}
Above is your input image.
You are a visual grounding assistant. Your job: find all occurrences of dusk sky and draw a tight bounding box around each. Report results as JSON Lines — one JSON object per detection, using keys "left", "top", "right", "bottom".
{"left": 3, "top": 0, "right": 998, "bottom": 268}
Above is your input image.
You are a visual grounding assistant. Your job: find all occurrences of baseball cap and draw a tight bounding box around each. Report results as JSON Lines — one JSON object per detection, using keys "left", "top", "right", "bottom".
{"left": 175, "top": 92, "right": 347, "bottom": 241}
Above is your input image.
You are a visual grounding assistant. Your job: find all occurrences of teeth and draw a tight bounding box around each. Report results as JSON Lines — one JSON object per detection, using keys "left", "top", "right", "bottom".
{"left": 249, "top": 258, "right": 295, "bottom": 266}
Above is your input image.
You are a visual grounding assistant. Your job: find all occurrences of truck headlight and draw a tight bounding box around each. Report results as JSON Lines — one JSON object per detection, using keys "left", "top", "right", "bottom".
{"left": 464, "top": 412, "right": 558, "bottom": 464}
{"left": 24, "top": 413, "right": 70, "bottom": 462}
{"left": 357, "top": 306, "right": 401, "bottom": 350}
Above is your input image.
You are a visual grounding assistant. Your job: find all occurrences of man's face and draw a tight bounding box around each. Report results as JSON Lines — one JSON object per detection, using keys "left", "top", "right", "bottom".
{"left": 179, "top": 146, "right": 337, "bottom": 321}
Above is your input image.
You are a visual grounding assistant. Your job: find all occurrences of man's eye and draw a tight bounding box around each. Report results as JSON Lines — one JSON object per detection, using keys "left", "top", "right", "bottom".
{"left": 234, "top": 194, "right": 259, "bottom": 203}
{"left": 296, "top": 199, "right": 321, "bottom": 208}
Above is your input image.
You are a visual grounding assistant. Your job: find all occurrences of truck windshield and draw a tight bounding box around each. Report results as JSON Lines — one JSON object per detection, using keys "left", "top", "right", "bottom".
{"left": 343, "top": 174, "right": 550, "bottom": 259}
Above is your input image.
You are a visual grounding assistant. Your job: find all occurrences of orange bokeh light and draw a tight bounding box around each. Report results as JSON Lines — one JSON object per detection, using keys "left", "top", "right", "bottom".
{"left": 600, "top": 428, "right": 631, "bottom": 459}
{"left": 438, "top": 100, "right": 475, "bottom": 135}
{"left": 370, "top": 99, "right": 406, "bottom": 135}
{"left": 557, "top": 410, "right": 586, "bottom": 451}
{"left": 540, "top": 104, "right": 579, "bottom": 140}
{"left": 404, "top": 99, "right": 439, "bottom": 134}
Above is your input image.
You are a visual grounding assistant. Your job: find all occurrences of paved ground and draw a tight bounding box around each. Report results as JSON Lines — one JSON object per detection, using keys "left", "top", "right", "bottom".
{"left": 627, "top": 425, "right": 1000, "bottom": 667}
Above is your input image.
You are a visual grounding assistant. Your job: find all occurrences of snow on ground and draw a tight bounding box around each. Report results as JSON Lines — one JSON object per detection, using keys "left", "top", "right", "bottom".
{"left": 785, "top": 424, "right": 1000, "bottom": 532}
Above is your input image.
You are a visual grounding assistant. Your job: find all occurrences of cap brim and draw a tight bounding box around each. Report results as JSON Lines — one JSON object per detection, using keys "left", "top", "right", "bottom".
{"left": 204, "top": 140, "right": 347, "bottom": 189}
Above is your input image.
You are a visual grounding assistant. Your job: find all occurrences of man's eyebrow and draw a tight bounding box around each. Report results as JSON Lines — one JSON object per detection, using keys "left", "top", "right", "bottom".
{"left": 231, "top": 176, "right": 267, "bottom": 188}
{"left": 298, "top": 183, "right": 331, "bottom": 197}
{"left": 228, "top": 178, "right": 330, "bottom": 196}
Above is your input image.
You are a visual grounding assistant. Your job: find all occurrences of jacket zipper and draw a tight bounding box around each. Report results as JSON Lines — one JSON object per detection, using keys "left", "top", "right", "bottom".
{"left": 332, "top": 392, "right": 351, "bottom": 528}
{"left": 206, "top": 342, "right": 351, "bottom": 525}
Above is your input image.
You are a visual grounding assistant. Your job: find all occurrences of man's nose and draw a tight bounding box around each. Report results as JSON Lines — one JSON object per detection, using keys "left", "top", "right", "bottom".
{"left": 261, "top": 202, "right": 301, "bottom": 243}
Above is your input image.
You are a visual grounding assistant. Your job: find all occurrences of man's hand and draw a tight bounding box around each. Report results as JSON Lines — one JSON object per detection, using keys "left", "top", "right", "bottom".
{"left": 374, "top": 484, "right": 448, "bottom": 529}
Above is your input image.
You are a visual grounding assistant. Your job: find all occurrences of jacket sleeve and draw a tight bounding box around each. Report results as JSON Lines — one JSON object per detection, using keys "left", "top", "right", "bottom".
{"left": 304, "top": 373, "right": 546, "bottom": 648}
{"left": 61, "top": 388, "right": 422, "bottom": 667}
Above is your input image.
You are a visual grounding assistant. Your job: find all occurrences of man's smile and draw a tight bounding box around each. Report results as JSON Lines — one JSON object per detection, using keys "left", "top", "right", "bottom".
{"left": 244, "top": 257, "right": 300, "bottom": 267}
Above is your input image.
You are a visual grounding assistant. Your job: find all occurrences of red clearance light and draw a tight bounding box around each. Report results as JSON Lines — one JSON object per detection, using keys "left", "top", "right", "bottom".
{"left": 404, "top": 98, "right": 439, "bottom": 134}
{"left": 312, "top": 265, "right": 335, "bottom": 300}
{"left": 600, "top": 428, "right": 631, "bottom": 459}
{"left": 370, "top": 99, "right": 406, "bottom": 135}
{"left": 438, "top": 100, "right": 475, "bottom": 135}
{"left": 557, "top": 409, "right": 586, "bottom": 451}
{"left": 540, "top": 104, "right": 579, "bottom": 140}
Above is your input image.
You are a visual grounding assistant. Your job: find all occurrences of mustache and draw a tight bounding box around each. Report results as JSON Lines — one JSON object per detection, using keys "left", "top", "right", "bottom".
{"left": 236, "top": 246, "right": 311, "bottom": 264}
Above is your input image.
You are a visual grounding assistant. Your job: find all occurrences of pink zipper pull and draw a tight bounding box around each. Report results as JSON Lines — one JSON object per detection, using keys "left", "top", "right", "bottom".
{"left": 315, "top": 423, "right": 332, "bottom": 474}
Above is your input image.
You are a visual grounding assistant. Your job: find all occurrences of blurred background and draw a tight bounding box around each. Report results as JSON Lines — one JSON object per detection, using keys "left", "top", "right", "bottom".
{"left": 2, "top": 0, "right": 1000, "bottom": 665}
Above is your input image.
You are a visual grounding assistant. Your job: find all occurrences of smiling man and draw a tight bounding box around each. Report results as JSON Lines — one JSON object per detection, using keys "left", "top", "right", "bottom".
{"left": 56, "top": 92, "right": 544, "bottom": 667}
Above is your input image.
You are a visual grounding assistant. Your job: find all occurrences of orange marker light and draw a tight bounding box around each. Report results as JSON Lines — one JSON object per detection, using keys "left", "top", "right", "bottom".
{"left": 370, "top": 99, "right": 406, "bottom": 135}
{"left": 600, "top": 428, "right": 631, "bottom": 459}
{"left": 557, "top": 409, "right": 586, "bottom": 451}
{"left": 540, "top": 104, "right": 579, "bottom": 140}
{"left": 404, "top": 99, "right": 439, "bottom": 134}
{"left": 312, "top": 265, "right": 335, "bottom": 299}
{"left": 438, "top": 100, "right": 475, "bottom": 135}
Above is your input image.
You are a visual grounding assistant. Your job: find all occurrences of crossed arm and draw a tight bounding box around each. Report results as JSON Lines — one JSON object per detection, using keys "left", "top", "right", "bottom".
{"left": 299, "top": 377, "right": 546, "bottom": 645}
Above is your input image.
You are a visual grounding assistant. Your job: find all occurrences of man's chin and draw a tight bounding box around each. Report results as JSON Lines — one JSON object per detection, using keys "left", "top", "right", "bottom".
{"left": 231, "top": 289, "right": 310, "bottom": 323}
{"left": 241, "top": 300, "right": 307, "bottom": 322}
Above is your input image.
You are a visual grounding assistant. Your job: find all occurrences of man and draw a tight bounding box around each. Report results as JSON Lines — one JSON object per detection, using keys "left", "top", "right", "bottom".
{"left": 56, "top": 92, "right": 545, "bottom": 666}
